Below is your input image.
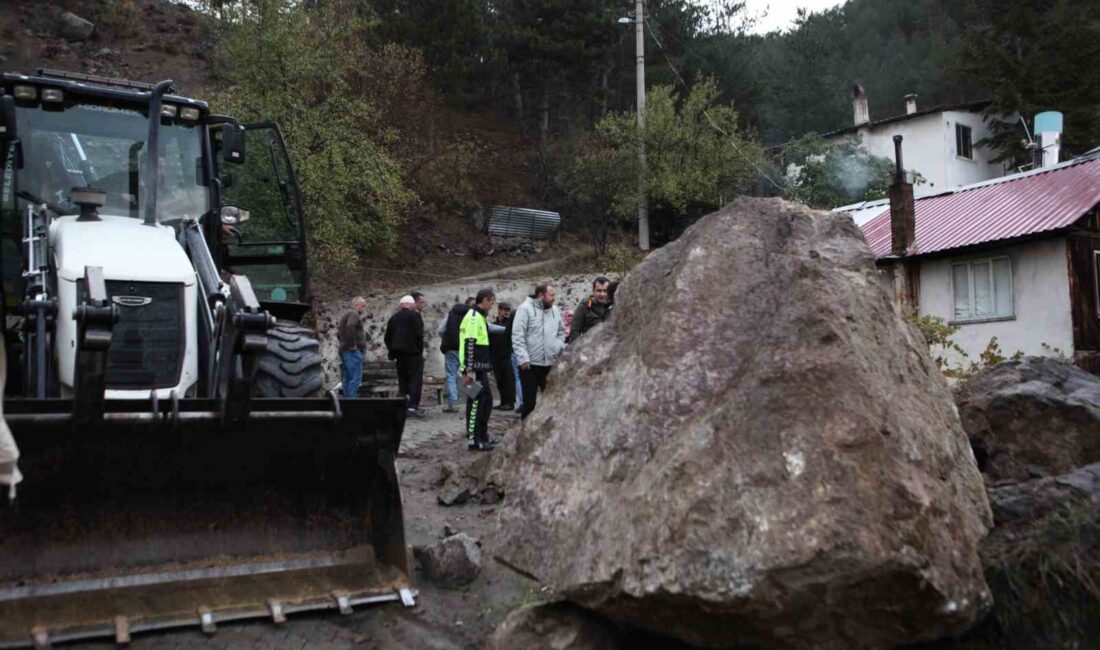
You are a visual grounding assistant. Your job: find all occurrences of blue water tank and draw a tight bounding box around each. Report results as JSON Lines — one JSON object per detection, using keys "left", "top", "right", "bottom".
{"left": 1034, "top": 111, "right": 1063, "bottom": 133}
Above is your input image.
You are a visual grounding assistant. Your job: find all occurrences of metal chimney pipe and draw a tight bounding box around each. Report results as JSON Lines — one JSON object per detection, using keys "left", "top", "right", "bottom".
{"left": 893, "top": 135, "right": 904, "bottom": 183}
{"left": 889, "top": 135, "right": 916, "bottom": 257}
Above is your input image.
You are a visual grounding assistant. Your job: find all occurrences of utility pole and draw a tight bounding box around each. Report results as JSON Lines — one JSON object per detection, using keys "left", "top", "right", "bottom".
{"left": 634, "top": 0, "right": 649, "bottom": 251}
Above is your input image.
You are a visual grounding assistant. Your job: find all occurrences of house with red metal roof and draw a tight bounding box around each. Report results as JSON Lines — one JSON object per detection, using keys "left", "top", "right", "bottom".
{"left": 856, "top": 149, "right": 1100, "bottom": 374}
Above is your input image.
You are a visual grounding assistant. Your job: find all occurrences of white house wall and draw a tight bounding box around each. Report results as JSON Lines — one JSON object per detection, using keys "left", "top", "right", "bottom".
{"left": 846, "top": 114, "right": 948, "bottom": 190}
{"left": 917, "top": 238, "right": 1074, "bottom": 368}
{"left": 827, "top": 111, "right": 1006, "bottom": 193}
{"left": 940, "top": 111, "right": 1004, "bottom": 188}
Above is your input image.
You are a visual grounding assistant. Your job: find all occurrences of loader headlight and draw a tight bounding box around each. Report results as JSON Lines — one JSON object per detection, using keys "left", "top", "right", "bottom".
{"left": 41, "top": 88, "right": 64, "bottom": 103}
{"left": 160, "top": 104, "right": 178, "bottom": 118}
{"left": 220, "top": 206, "right": 250, "bottom": 225}
{"left": 179, "top": 107, "right": 200, "bottom": 121}
{"left": 12, "top": 85, "right": 36, "bottom": 100}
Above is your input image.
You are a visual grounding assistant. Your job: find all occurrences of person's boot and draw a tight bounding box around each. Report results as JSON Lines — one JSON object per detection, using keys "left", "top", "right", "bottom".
{"left": 467, "top": 439, "right": 495, "bottom": 452}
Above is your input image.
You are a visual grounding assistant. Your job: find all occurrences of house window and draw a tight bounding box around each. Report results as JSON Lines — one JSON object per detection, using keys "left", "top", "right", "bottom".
{"left": 952, "top": 258, "right": 1013, "bottom": 321}
{"left": 956, "top": 123, "right": 974, "bottom": 160}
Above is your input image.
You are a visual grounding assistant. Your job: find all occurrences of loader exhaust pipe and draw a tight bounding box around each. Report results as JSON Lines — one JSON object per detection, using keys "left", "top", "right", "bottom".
{"left": 143, "top": 80, "right": 174, "bottom": 226}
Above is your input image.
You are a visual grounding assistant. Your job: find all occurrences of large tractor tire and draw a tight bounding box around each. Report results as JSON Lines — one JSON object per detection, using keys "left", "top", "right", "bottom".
{"left": 254, "top": 320, "right": 325, "bottom": 397}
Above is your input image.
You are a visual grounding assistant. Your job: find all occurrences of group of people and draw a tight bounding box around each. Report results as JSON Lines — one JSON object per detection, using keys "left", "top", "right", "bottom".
{"left": 336, "top": 276, "right": 617, "bottom": 452}
{"left": 337, "top": 291, "right": 430, "bottom": 418}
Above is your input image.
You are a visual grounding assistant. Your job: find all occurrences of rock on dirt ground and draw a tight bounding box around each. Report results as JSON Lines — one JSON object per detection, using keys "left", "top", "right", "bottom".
{"left": 491, "top": 197, "right": 992, "bottom": 649}
{"left": 954, "top": 356, "right": 1100, "bottom": 482}
{"left": 488, "top": 601, "right": 622, "bottom": 650}
{"left": 56, "top": 11, "right": 94, "bottom": 40}
{"left": 436, "top": 453, "right": 503, "bottom": 506}
{"left": 414, "top": 533, "right": 483, "bottom": 587}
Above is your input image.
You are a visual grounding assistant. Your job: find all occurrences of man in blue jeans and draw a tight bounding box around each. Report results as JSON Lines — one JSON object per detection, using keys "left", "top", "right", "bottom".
{"left": 438, "top": 297, "right": 474, "bottom": 413}
{"left": 337, "top": 296, "right": 367, "bottom": 397}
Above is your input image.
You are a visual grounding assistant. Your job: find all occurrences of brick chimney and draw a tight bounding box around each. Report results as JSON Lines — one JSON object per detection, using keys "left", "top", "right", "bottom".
{"left": 852, "top": 83, "right": 870, "bottom": 126}
{"left": 889, "top": 135, "right": 915, "bottom": 256}
{"left": 905, "top": 94, "right": 918, "bottom": 115}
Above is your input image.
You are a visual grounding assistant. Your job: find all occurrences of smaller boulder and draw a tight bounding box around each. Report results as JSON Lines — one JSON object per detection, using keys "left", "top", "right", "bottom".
{"left": 956, "top": 463, "right": 1100, "bottom": 648}
{"left": 436, "top": 454, "right": 502, "bottom": 506}
{"left": 955, "top": 357, "right": 1100, "bottom": 481}
{"left": 488, "top": 602, "right": 621, "bottom": 650}
{"left": 57, "top": 12, "right": 95, "bottom": 41}
{"left": 413, "top": 533, "right": 481, "bottom": 586}
{"left": 437, "top": 476, "right": 475, "bottom": 506}
{"left": 986, "top": 462, "right": 1100, "bottom": 527}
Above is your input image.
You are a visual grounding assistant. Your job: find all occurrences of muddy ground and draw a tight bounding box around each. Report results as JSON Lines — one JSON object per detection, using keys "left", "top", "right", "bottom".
{"left": 80, "top": 403, "right": 540, "bottom": 650}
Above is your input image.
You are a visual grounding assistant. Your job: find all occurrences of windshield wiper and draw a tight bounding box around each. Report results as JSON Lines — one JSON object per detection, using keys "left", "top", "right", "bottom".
{"left": 16, "top": 191, "right": 74, "bottom": 216}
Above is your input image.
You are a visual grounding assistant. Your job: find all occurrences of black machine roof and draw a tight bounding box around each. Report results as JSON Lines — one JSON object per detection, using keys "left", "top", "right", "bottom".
{"left": 2, "top": 69, "right": 208, "bottom": 112}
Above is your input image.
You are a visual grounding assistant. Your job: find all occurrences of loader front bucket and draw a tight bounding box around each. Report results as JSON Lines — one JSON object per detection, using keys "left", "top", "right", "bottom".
{"left": 0, "top": 396, "right": 412, "bottom": 648}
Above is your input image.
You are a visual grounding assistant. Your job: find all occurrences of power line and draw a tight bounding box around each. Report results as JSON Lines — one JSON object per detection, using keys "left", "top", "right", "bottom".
{"left": 644, "top": 17, "right": 786, "bottom": 191}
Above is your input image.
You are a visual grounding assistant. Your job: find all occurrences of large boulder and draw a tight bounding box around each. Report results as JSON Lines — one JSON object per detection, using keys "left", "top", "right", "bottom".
{"left": 491, "top": 197, "right": 992, "bottom": 649}
{"left": 954, "top": 356, "right": 1100, "bottom": 482}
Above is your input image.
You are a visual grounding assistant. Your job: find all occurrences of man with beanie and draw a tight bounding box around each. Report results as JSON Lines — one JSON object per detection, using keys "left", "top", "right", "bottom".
{"left": 460, "top": 288, "right": 496, "bottom": 451}
{"left": 385, "top": 294, "right": 425, "bottom": 417}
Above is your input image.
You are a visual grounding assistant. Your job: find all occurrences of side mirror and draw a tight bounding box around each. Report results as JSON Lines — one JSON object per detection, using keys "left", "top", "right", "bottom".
{"left": 220, "top": 124, "right": 246, "bottom": 165}
{"left": 220, "top": 205, "right": 250, "bottom": 225}
{"left": 1, "top": 96, "right": 17, "bottom": 141}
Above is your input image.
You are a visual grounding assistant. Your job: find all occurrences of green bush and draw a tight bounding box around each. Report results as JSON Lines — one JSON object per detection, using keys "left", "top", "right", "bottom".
{"left": 210, "top": 0, "right": 414, "bottom": 269}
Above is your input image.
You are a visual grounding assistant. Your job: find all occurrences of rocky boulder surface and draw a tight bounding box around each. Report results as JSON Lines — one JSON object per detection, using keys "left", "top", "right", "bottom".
{"left": 56, "top": 11, "right": 94, "bottom": 41}
{"left": 954, "top": 356, "right": 1100, "bottom": 482}
{"left": 492, "top": 197, "right": 992, "bottom": 649}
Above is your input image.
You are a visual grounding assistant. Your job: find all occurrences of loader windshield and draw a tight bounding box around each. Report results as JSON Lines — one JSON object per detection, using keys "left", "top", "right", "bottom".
{"left": 12, "top": 103, "right": 208, "bottom": 222}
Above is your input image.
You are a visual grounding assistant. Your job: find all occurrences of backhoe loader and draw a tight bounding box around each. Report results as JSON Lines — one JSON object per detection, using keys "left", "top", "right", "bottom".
{"left": 0, "top": 69, "right": 413, "bottom": 648}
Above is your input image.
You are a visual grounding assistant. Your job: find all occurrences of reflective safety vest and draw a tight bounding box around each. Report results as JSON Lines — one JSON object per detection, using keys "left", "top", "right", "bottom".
{"left": 458, "top": 308, "right": 491, "bottom": 372}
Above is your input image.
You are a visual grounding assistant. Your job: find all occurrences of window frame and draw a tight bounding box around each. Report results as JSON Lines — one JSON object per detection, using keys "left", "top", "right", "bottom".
{"left": 949, "top": 256, "right": 1015, "bottom": 324}
{"left": 955, "top": 123, "right": 974, "bottom": 161}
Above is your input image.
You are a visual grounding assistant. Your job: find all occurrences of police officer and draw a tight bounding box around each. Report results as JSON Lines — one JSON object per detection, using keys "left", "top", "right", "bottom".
{"left": 459, "top": 288, "right": 496, "bottom": 451}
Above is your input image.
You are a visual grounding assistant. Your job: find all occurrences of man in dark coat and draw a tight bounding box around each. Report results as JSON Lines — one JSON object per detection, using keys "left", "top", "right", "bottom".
{"left": 488, "top": 302, "right": 516, "bottom": 410}
{"left": 385, "top": 293, "right": 425, "bottom": 417}
{"left": 570, "top": 276, "right": 613, "bottom": 342}
{"left": 438, "top": 297, "right": 474, "bottom": 413}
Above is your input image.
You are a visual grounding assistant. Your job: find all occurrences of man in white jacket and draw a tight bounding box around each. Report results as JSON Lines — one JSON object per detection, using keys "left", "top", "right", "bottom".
{"left": 511, "top": 282, "right": 566, "bottom": 419}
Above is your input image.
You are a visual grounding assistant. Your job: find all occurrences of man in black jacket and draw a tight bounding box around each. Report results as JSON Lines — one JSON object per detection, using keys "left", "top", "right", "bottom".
{"left": 438, "top": 297, "right": 474, "bottom": 413}
{"left": 488, "top": 302, "right": 516, "bottom": 410}
{"left": 385, "top": 293, "right": 425, "bottom": 417}
{"left": 571, "top": 276, "right": 613, "bottom": 342}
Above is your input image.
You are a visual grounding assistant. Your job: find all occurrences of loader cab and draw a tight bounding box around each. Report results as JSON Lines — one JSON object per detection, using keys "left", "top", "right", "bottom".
{"left": 213, "top": 122, "right": 310, "bottom": 323}
{"left": 0, "top": 72, "right": 212, "bottom": 396}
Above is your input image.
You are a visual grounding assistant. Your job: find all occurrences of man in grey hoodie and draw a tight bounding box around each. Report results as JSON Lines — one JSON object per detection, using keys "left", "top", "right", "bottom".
{"left": 511, "top": 281, "right": 566, "bottom": 419}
